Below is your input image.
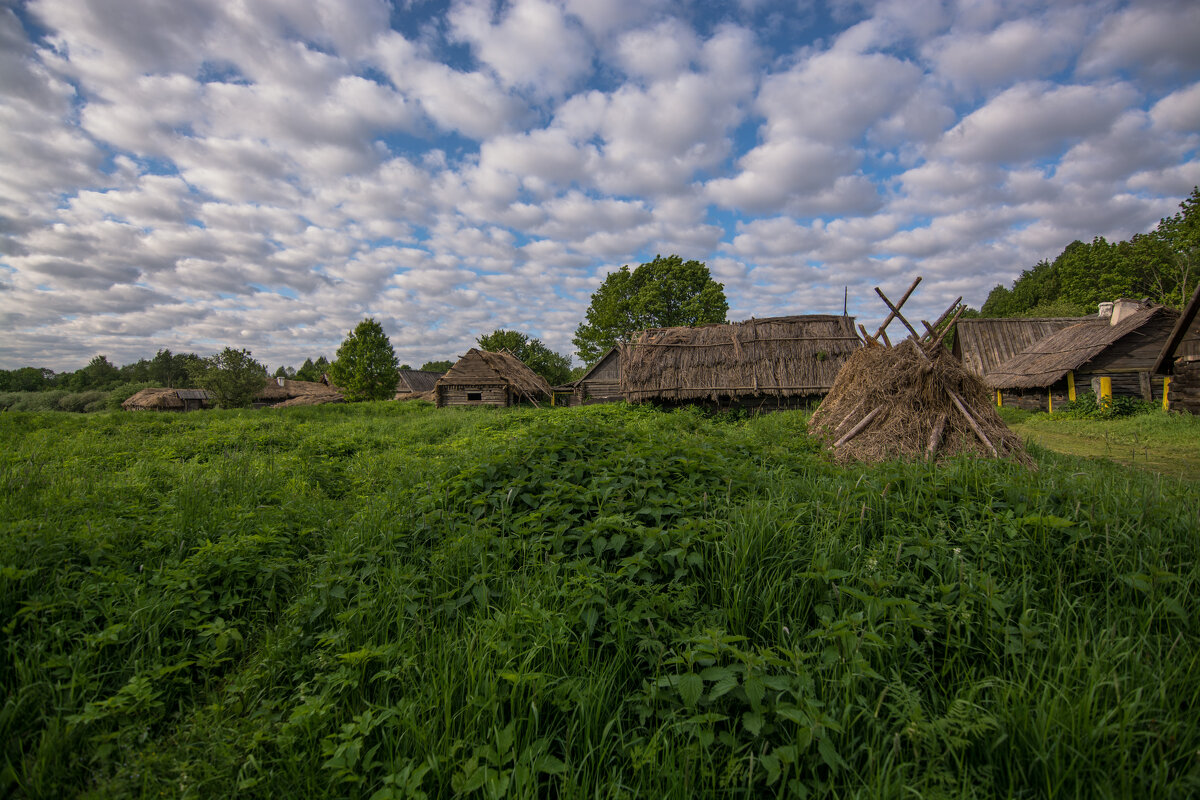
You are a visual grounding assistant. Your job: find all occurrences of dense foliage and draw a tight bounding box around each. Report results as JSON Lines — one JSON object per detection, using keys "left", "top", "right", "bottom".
{"left": 476, "top": 330, "right": 573, "bottom": 385}
{"left": 187, "top": 347, "right": 269, "bottom": 409}
{"left": 2, "top": 403, "right": 1197, "bottom": 798}
{"left": 330, "top": 319, "right": 401, "bottom": 402}
{"left": 573, "top": 255, "right": 729, "bottom": 364}
{"left": 420, "top": 360, "right": 455, "bottom": 373}
{"left": 981, "top": 187, "right": 1200, "bottom": 316}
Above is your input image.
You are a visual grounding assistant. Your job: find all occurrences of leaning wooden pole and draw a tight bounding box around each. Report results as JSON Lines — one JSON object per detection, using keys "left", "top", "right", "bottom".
{"left": 926, "top": 413, "right": 947, "bottom": 458}
{"left": 948, "top": 390, "right": 997, "bottom": 456}
{"left": 875, "top": 287, "right": 923, "bottom": 340}
{"left": 872, "top": 276, "right": 921, "bottom": 340}
{"left": 834, "top": 405, "right": 884, "bottom": 448}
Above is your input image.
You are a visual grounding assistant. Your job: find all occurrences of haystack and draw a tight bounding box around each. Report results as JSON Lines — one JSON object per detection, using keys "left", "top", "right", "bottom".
{"left": 808, "top": 278, "right": 1031, "bottom": 466}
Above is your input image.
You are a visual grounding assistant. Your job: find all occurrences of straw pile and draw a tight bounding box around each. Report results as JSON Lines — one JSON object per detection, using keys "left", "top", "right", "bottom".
{"left": 809, "top": 338, "right": 1031, "bottom": 465}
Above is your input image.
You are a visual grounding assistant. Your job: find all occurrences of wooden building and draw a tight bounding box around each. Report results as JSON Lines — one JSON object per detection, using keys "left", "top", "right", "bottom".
{"left": 434, "top": 349, "right": 552, "bottom": 408}
{"left": 1152, "top": 282, "right": 1200, "bottom": 414}
{"left": 953, "top": 317, "right": 1085, "bottom": 379}
{"left": 122, "top": 387, "right": 213, "bottom": 411}
{"left": 617, "top": 314, "right": 860, "bottom": 411}
{"left": 563, "top": 347, "right": 621, "bottom": 406}
{"left": 394, "top": 369, "right": 443, "bottom": 401}
{"left": 254, "top": 377, "right": 343, "bottom": 408}
{"left": 986, "top": 300, "right": 1180, "bottom": 411}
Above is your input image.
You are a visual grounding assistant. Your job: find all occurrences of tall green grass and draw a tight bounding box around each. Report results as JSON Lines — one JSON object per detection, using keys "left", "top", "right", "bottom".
{"left": 1, "top": 402, "right": 1197, "bottom": 798}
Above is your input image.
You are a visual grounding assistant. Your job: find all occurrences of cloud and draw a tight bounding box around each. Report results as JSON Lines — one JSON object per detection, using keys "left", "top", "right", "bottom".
{"left": 1079, "top": 0, "right": 1200, "bottom": 81}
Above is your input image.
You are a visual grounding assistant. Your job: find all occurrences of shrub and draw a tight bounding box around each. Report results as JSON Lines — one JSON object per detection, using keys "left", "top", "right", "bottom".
{"left": 1054, "top": 391, "right": 1157, "bottom": 420}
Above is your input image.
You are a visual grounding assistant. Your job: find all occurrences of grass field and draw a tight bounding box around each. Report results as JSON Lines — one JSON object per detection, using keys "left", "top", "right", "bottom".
{"left": 2, "top": 402, "right": 1198, "bottom": 798}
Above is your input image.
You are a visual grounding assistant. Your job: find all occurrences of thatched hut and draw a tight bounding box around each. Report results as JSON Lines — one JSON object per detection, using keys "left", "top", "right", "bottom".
{"left": 953, "top": 317, "right": 1086, "bottom": 379}
{"left": 123, "top": 388, "right": 188, "bottom": 411}
{"left": 254, "top": 377, "right": 343, "bottom": 408}
{"left": 617, "top": 315, "right": 860, "bottom": 411}
{"left": 434, "top": 349, "right": 552, "bottom": 408}
{"left": 985, "top": 300, "right": 1180, "bottom": 411}
{"left": 1152, "top": 283, "right": 1200, "bottom": 414}
{"left": 394, "top": 370, "right": 443, "bottom": 400}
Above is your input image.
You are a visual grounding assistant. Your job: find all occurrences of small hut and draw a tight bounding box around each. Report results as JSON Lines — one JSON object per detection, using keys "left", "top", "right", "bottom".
{"left": 394, "top": 370, "right": 444, "bottom": 401}
{"left": 434, "top": 349, "right": 552, "bottom": 408}
{"left": 808, "top": 279, "right": 1029, "bottom": 465}
{"left": 985, "top": 300, "right": 1180, "bottom": 411}
{"left": 122, "top": 388, "right": 188, "bottom": 411}
{"left": 617, "top": 315, "right": 860, "bottom": 411}
{"left": 953, "top": 317, "right": 1086, "bottom": 380}
{"left": 564, "top": 347, "right": 622, "bottom": 406}
{"left": 1152, "top": 282, "right": 1200, "bottom": 414}
{"left": 254, "top": 377, "right": 343, "bottom": 408}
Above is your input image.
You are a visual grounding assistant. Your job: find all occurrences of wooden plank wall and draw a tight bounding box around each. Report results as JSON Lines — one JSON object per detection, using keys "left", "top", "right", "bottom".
{"left": 437, "top": 385, "right": 510, "bottom": 407}
{"left": 1169, "top": 359, "right": 1200, "bottom": 414}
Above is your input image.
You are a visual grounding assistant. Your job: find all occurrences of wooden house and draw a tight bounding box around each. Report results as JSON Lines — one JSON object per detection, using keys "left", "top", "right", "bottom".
{"left": 563, "top": 347, "right": 622, "bottom": 406}
{"left": 953, "top": 317, "right": 1086, "bottom": 379}
{"left": 434, "top": 349, "right": 552, "bottom": 408}
{"left": 394, "top": 369, "right": 444, "bottom": 401}
{"left": 617, "top": 314, "right": 860, "bottom": 411}
{"left": 1152, "top": 282, "right": 1200, "bottom": 414}
{"left": 985, "top": 299, "right": 1180, "bottom": 411}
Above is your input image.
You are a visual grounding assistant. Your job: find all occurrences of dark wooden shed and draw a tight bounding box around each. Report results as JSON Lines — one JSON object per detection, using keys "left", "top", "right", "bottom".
{"left": 565, "top": 347, "right": 622, "bottom": 406}
{"left": 1152, "top": 282, "right": 1200, "bottom": 413}
{"left": 394, "top": 370, "right": 444, "bottom": 401}
{"left": 434, "top": 349, "right": 552, "bottom": 408}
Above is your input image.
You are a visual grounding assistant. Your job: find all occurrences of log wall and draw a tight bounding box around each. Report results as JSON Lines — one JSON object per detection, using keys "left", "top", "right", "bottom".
{"left": 436, "top": 384, "right": 510, "bottom": 407}
{"left": 1168, "top": 358, "right": 1200, "bottom": 414}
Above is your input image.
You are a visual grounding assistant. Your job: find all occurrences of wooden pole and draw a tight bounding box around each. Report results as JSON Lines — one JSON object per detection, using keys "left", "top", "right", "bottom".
{"left": 858, "top": 324, "right": 881, "bottom": 347}
{"left": 924, "top": 305, "right": 966, "bottom": 353}
{"left": 834, "top": 399, "right": 865, "bottom": 434}
{"left": 921, "top": 298, "right": 962, "bottom": 342}
{"left": 875, "top": 286, "right": 922, "bottom": 340}
{"left": 834, "top": 405, "right": 884, "bottom": 448}
{"left": 871, "top": 276, "right": 921, "bottom": 340}
{"left": 948, "top": 390, "right": 997, "bottom": 456}
{"left": 926, "top": 413, "right": 947, "bottom": 458}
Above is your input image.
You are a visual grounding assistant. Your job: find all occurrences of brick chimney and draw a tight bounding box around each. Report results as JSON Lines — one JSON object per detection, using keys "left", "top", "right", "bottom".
{"left": 1097, "top": 302, "right": 1114, "bottom": 320}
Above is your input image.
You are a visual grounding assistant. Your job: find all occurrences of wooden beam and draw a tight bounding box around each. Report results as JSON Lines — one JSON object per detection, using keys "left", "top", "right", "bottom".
{"left": 872, "top": 276, "right": 921, "bottom": 340}
{"left": 833, "top": 405, "right": 884, "bottom": 448}
{"left": 926, "top": 413, "right": 947, "bottom": 458}
{"left": 875, "top": 286, "right": 922, "bottom": 340}
{"left": 921, "top": 297, "right": 963, "bottom": 342}
{"left": 858, "top": 324, "right": 881, "bottom": 347}
{"left": 948, "top": 390, "right": 997, "bottom": 457}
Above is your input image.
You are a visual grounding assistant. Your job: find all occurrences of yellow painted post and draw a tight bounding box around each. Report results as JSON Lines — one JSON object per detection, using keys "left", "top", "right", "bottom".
{"left": 996, "top": 389, "right": 1002, "bottom": 407}
{"left": 1163, "top": 376, "right": 1172, "bottom": 411}
{"left": 1067, "top": 371, "right": 1076, "bottom": 402}
{"left": 1048, "top": 389, "right": 1053, "bottom": 413}
{"left": 1099, "top": 376, "right": 1112, "bottom": 409}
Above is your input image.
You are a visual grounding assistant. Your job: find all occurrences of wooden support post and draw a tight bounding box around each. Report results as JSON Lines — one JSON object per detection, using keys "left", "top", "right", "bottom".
{"left": 948, "top": 390, "right": 997, "bottom": 457}
{"left": 1164, "top": 376, "right": 1172, "bottom": 411}
{"left": 927, "top": 305, "right": 966, "bottom": 352}
{"left": 875, "top": 286, "right": 922, "bottom": 340}
{"left": 1067, "top": 371, "right": 1076, "bottom": 403}
{"left": 833, "top": 406, "right": 884, "bottom": 448}
{"left": 926, "top": 413, "right": 947, "bottom": 458}
{"left": 880, "top": 329, "right": 892, "bottom": 348}
{"left": 834, "top": 399, "right": 865, "bottom": 434}
{"left": 922, "top": 298, "right": 963, "bottom": 342}
{"left": 871, "top": 276, "right": 921, "bottom": 340}
{"left": 858, "top": 324, "right": 880, "bottom": 347}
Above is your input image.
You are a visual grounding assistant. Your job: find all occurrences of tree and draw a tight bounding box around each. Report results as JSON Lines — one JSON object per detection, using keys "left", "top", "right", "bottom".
{"left": 187, "top": 348, "right": 267, "bottom": 408}
{"left": 572, "top": 254, "right": 728, "bottom": 364}
{"left": 330, "top": 318, "right": 400, "bottom": 401}
{"left": 477, "top": 329, "right": 573, "bottom": 386}
{"left": 1154, "top": 186, "right": 1200, "bottom": 307}
{"left": 420, "top": 360, "right": 454, "bottom": 373}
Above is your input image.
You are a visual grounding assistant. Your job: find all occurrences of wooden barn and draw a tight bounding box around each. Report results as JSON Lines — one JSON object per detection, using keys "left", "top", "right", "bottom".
{"left": 985, "top": 299, "right": 1180, "bottom": 411}
{"left": 1153, "top": 282, "right": 1200, "bottom": 414}
{"left": 122, "top": 387, "right": 213, "bottom": 411}
{"left": 617, "top": 314, "right": 860, "bottom": 411}
{"left": 393, "top": 369, "right": 444, "bottom": 401}
{"left": 254, "top": 377, "right": 343, "bottom": 408}
{"left": 563, "top": 347, "right": 621, "bottom": 406}
{"left": 435, "top": 349, "right": 552, "bottom": 408}
{"left": 953, "top": 317, "right": 1086, "bottom": 379}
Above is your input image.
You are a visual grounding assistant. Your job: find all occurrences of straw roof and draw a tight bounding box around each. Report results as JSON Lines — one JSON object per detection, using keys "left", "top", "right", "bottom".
{"left": 395, "top": 370, "right": 444, "bottom": 394}
{"left": 255, "top": 378, "right": 343, "bottom": 403}
{"left": 437, "top": 348, "right": 552, "bottom": 398}
{"left": 271, "top": 393, "right": 345, "bottom": 408}
{"left": 1153, "top": 282, "right": 1200, "bottom": 375}
{"left": 987, "top": 305, "right": 1179, "bottom": 389}
{"left": 122, "top": 387, "right": 186, "bottom": 410}
{"left": 810, "top": 339, "right": 1030, "bottom": 465}
{"left": 954, "top": 317, "right": 1086, "bottom": 378}
{"left": 618, "top": 315, "right": 860, "bottom": 403}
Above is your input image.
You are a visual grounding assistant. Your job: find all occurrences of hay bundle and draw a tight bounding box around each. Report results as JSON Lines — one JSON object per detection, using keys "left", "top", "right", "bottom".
{"left": 810, "top": 340, "right": 1029, "bottom": 464}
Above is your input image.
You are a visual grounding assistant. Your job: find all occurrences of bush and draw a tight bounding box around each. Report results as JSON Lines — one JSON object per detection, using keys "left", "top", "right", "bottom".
{"left": 1053, "top": 391, "right": 1157, "bottom": 420}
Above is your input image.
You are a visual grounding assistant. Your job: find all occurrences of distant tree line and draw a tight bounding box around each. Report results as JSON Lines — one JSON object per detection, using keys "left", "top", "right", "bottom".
{"left": 981, "top": 187, "right": 1199, "bottom": 317}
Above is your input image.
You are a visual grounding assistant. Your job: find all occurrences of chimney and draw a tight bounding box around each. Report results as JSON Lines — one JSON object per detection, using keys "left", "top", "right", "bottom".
{"left": 276, "top": 376, "right": 286, "bottom": 387}
{"left": 1097, "top": 302, "right": 1113, "bottom": 320}
{"left": 1109, "top": 298, "right": 1141, "bottom": 326}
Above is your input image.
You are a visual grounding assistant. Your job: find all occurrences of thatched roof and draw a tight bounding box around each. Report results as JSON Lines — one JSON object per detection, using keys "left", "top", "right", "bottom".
{"left": 395, "top": 370, "right": 444, "bottom": 394}
{"left": 122, "top": 387, "right": 186, "bottom": 410}
{"left": 437, "top": 349, "right": 552, "bottom": 398}
{"left": 1153, "top": 282, "right": 1200, "bottom": 375}
{"left": 810, "top": 339, "right": 1030, "bottom": 465}
{"left": 271, "top": 393, "right": 345, "bottom": 408}
{"left": 954, "top": 317, "right": 1087, "bottom": 378}
{"left": 987, "top": 304, "right": 1179, "bottom": 389}
{"left": 255, "top": 378, "right": 343, "bottom": 403}
{"left": 618, "top": 315, "right": 860, "bottom": 403}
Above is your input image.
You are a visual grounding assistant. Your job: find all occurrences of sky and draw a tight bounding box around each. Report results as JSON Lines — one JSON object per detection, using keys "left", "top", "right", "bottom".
{"left": 2, "top": 0, "right": 1199, "bottom": 372}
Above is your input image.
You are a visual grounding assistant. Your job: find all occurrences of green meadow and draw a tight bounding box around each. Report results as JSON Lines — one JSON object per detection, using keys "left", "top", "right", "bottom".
{"left": 2, "top": 402, "right": 1198, "bottom": 798}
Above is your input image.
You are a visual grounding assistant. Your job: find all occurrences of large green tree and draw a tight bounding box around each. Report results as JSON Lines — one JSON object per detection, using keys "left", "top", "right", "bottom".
{"left": 419, "top": 360, "right": 454, "bottom": 373}
{"left": 330, "top": 318, "right": 400, "bottom": 401}
{"left": 572, "top": 254, "right": 728, "bottom": 364}
{"left": 187, "top": 348, "right": 268, "bottom": 408}
{"left": 477, "top": 329, "right": 573, "bottom": 385}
